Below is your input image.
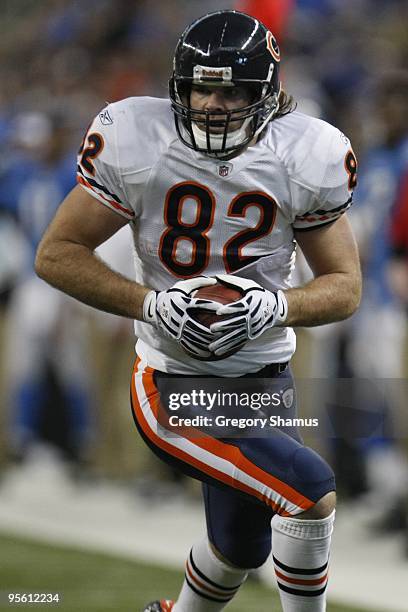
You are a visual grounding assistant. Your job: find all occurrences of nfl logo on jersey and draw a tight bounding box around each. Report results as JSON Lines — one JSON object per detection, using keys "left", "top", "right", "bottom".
{"left": 218, "top": 163, "right": 232, "bottom": 177}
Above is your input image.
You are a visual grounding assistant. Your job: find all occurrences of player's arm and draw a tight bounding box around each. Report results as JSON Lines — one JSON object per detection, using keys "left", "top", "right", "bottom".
{"left": 35, "top": 184, "right": 219, "bottom": 358}
{"left": 285, "top": 131, "right": 361, "bottom": 326}
{"left": 35, "top": 184, "right": 150, "bottom": 320}
{"left": 286, "top": 214, "right": 362, "bottom": 326}
{"left": 208, "top": 217, "right": 361, "bottom": 357}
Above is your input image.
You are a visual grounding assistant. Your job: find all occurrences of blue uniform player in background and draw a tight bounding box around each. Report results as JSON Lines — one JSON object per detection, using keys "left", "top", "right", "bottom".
{"left": 0, "top": 111, "right": 92, "bottom": 467}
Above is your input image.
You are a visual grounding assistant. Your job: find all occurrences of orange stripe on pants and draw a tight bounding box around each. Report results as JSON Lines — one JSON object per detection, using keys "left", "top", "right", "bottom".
{"left": 131, "top": 358, "right": 314, "bottom": 515}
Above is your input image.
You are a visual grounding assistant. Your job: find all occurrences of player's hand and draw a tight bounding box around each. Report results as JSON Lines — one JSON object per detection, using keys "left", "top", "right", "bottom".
{"left": 143, "top": 277, "right": 220, "bottom": 359}
{"left": 208, "top": 274, "right": 288, "bottom": 357}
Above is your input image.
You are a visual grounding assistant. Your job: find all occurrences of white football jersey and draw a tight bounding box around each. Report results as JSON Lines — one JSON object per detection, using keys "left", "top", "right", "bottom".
{"left": 77, "top": 97, "right": 356, "bottom": 375}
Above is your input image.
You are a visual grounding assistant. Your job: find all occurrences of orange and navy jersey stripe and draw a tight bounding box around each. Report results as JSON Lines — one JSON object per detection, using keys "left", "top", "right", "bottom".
{"left": 293, "top": 196, "right": 352, "bottom": 230}
{"left": 130, "top": 357, "right": 315, "bottom": 516}
{"left": 76, "top": 166, "right": 135, "bottom": 219}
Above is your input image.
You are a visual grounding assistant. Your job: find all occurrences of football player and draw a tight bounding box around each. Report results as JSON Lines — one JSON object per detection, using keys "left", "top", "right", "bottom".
{"left": 35, "top": 10, "right": 361, "bottom": 612}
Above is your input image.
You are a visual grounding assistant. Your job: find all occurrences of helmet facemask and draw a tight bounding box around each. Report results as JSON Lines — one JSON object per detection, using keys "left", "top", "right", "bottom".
{"left": 170, "top": 75, "right": 280, "bottom": 158}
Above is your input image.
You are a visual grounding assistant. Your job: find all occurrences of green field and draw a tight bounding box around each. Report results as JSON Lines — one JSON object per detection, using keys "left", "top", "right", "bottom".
{"left": 0, "top": 534, "right": 370, "bottom": 612}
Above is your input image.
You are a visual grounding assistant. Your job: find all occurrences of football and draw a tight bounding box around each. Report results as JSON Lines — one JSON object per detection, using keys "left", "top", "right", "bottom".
{"left": 192, "top": 282, "right": 242, "bottom": 328}
{"left": 186, "top": 282, "right": 244, "bottom": 361}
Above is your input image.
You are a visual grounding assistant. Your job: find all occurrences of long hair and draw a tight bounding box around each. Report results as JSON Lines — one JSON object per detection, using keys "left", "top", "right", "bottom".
{"left": 275, "top": 89, "right": 297, "bottom": 119}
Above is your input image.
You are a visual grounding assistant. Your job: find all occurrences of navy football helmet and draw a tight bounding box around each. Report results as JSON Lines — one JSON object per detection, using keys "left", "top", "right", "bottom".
{"left": 169, "top": 10, "right": 281, "bottom": 157}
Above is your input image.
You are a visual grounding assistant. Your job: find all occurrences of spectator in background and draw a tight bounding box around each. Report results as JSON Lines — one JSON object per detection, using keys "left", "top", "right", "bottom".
{"left": 0, "top": 111, "right": 93, "bottom": 472}
{"left": 0, "top": 211, "right": 30, "bottom": 471}
{"left": 389, "top": 170, "right": 408, "bottom": 304}
{"left": 342, "top": 72, "right": 408, "bottom": 523}
{"left": 388, "top": 169, "right": 408, "bottom": 555}
{"left": 235, "top": 0, "right": 295, "bottom": 41}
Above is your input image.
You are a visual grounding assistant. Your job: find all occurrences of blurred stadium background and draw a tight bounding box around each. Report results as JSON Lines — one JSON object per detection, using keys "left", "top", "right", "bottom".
{"left": 0, "top": 0, "right": 408, "bottom": 610}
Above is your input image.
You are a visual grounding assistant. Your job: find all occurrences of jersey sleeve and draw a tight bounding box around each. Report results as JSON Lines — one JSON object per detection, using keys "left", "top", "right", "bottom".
{"left": 292, "top": 129, "right": 357, "bottom": 231}
{"left": 76, "top": 105, "right": 135, "bottom": 220}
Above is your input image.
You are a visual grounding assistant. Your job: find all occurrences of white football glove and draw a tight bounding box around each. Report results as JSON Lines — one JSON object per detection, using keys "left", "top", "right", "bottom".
{"left": 143, "top": 277, "right": 220, "bottom": 359}
{"left": 208, "top": 274, "right": 288, "bottom": 357}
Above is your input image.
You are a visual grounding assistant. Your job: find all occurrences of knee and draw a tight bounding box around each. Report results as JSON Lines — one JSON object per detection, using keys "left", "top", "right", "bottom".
{"left": 210, "top": 541, "right": 243, "bottom": 569}
{"left": 289, "top": 446, "right": 336, "bottom": 517}
{"left": 209, "top": 539, "right": 269, "bottom": 570}
{"left": 296, "top": 490, "right": 336, "bottom": 520}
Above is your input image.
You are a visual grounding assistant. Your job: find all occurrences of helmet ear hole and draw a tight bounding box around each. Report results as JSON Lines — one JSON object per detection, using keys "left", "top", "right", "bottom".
{"left": 177, "top": 82, "right": 190, "bottom": 103}
{"left": 247, "top": 84, "right": 261, "bottom": 104}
